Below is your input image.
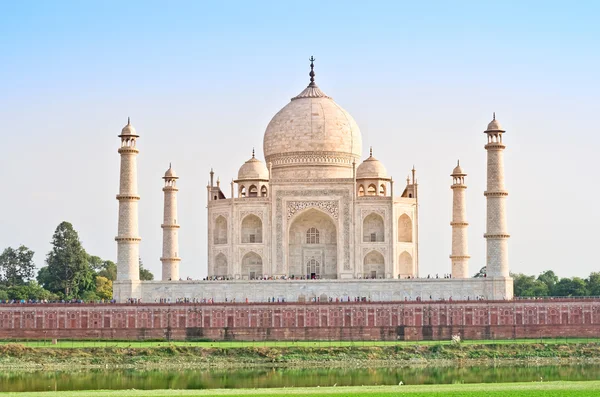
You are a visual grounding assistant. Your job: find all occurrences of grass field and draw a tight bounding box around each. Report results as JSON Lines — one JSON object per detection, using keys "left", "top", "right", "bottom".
{"left": 1, "top": 382, "right": 600, "bottom": 397}
{"left": 1, "top": 337, "right": 598, "bottom": 349}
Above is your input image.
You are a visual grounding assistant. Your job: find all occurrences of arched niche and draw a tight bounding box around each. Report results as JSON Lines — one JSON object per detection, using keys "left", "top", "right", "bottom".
{"left": 214, "top": 253, "right": 228, "bottom": 276}
{"left": 241, "top": 214, "right": 262, "bottom": 243}
{"left": 214, "top": 216, "right": 227, "bottom": 244}
{"left": 363, "top": 212, "right": 384, "bottom": 242}
{"left": 241, "top": 252, "right": 262, "bottom": 279}
{"left": 364, "top": 250, "right": 385, "bottom": 279}
{"left": 398, "top": 251, "right": 413, "bottom": 275}
{"left": 398, "top": 214, "right": 412, "bottom": 242}
{"left": 288, "top": 208, "right": 337, "bottom": 279}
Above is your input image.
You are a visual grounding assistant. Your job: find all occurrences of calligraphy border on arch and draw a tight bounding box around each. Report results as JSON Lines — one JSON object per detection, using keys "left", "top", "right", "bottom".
{"left": 275, "top": 189, "right": 350, "bottom": 271}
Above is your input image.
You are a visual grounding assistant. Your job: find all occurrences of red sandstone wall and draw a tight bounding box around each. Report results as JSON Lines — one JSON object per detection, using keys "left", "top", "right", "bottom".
{"left": 0, "top": 299, "right": 598, "bottom": 341}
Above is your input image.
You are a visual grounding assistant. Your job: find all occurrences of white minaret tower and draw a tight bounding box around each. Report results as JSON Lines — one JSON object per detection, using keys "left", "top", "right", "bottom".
{"left": 450, "top": 160, "right": 470, "bottom": 278}
{"left": 161, "top": 164, "right": 181, "bottom": 281}
{"left": 484, "top": 113, "right": 510, "bottom": 278}
{"left": 116, "top": 118, "right": 141, "bottom": 281}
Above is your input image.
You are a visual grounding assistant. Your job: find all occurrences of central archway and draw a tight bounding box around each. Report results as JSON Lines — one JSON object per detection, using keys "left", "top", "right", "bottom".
{"left": 288, "top": 208, "right": 337, "bottom": 279}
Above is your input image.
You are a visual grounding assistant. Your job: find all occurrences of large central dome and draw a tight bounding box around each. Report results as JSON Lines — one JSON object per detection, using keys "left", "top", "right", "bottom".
{"left": 263, "top": 59, "right": 362, "bottom": 179}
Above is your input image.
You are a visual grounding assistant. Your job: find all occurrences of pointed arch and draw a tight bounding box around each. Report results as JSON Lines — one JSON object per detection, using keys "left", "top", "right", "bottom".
{"left": 241, "top": 214, "right": 262, "bottom": 243}
{"left": 398, "top": 213, "right": 413, "bottom": 242}
{"left": 358, "top": 185, "right": 365, "bottom": 197}
{"left": 214, "top": 215, "right": 227, "bottom": 244}
{"left": 364, "top": 250, "right": 385, "bottom": 279}
{"left": 367, "top": 184, "right": 377, "bottom": 196}
{"left": 239, "top": 185, "right": 247, "bottom": 197}
{"left": 363, "top": 212, "right": 384, "bottom": 242}
{"left": 241, "top": 252, "right": 263, "bottom": 279}
{"left": 261, "top": 185, "right": 268, "bottom": 197}
{"left": 379, "top": 183, "right": 386, "bottom": 196}
{"left": 398, "top": 251, "right": 413, "bottom": 275}
{"left": 214, "top": 253, "right": 228, "bottom": 276}
{"left": 249, "top": 185, "right": 258, "bottom": 197}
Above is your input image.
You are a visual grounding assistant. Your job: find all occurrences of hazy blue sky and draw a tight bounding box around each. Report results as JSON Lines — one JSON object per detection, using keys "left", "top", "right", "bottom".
{"left": 1, "top": 1, "right": 598, "bottom": 280}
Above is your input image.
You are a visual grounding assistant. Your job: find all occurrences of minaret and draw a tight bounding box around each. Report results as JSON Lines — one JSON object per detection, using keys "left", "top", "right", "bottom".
{"left": 161, "top": 164, "right": 181, "bottom": 281}
{"left": 484, "top": 113, "right": 510, "bottom": 277}
{"left": 450, "top": 161, "right": 470, "bottom": 278}
{"left": 115, "top": 118, "right": 141, "bottom": 281}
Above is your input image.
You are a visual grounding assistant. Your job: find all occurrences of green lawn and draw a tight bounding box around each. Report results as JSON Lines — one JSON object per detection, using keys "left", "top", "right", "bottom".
{"left": 0, "top": 337, "right": 598, "bottom": 349}
{"left": 1, "top": 382, "right": 600, "bottom": 397}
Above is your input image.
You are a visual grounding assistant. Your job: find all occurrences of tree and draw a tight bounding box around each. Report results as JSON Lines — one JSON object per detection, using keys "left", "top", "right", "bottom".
{"left": 44, "top": 222, "right": 94, "bottom": 298}
{"left": 512, "top": 273, "right": 549, "bottom": 297}
{"left": 586, "top": 272, "right": 600, "bottom": 296}
{"left": 139, "top": 258, "right": 154, "bottom": 281}
{"left": 537, "top": 270, "right": 559, "bottom": 295}
{"left": 473, "top": 266, "right": 486, "bottom": 278}
{"left": 554, "top": 277, "right": 588, "bottom": 297}
{"left": 87, "top": 255, "right": 104, "bottom": 272}
{"left": 97, "top": 260, "right": 117, "bottom": 281}
{"left": 95, "top": 276, "right": 113, "bottom": 300}
{"left": 0, "top": 245, "right": 36, "bottom": 286}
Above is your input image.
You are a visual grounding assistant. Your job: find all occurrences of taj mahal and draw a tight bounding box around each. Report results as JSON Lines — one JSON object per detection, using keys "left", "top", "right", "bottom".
{"left": 113, "top": 58, "right": 513, "bottom": 303}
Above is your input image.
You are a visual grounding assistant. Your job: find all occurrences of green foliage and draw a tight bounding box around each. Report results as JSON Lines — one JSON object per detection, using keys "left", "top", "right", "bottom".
{"left": 0, "top": 245, "right": 36, "bottom": 286}
{"left": 586, "top": 272, "right": 600, "bottom": 296}
{"left": 139, "top": 258, "right": 154, "bottom": 281}
{"left": 512, "top": 270, "right": 599, "bottom": 297}
{"left": 512, "top": 273, "right": 549, "bottom": 297}
{"left": 4, "top": 281, "right": 60, "bottom": 301}
{"left": 95, "top": 276, "right": 113, "bottom": 300}
{"left": 554, "top": 277, "right": 588, "bottom": 297}
{"left": 537, "top": 270, "right": 559, "bottom": 294}
{"left": 43, "top": 221, "right": 94, "bottom": 298}
{"left": 473, "top": 266, "right": 486, "bottom": 278}
{"left": 97, "top": 260, "right": 117, "bottom": 281}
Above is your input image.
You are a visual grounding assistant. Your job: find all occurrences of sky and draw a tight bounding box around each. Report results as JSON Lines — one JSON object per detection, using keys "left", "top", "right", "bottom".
{"left": 0, "top": 1, "right": 598, "bottom": 280}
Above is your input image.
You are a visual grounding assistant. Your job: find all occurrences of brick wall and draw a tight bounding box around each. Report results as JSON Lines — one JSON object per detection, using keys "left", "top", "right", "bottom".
{"left": 0, "top": 299, "right": 598, "bottom": 341}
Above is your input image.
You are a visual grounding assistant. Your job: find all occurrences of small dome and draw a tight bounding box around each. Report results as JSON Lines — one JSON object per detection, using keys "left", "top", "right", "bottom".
{"left": 120, "top": 118, "right": 138, "bottom": 136}
{"left": 485, "top": 114, "right": 504, "bottom": 132}
{"left": 451, "top": 161, "right": 466, "bottom": 176}
{"left": 164, "top": 165, "right": 177, "bottom": 179}
{"left": 237, "top": 153, "right": 269, "bottom": 181}
{"left": 356, "top": 150, "right": 388, "bottom": 180}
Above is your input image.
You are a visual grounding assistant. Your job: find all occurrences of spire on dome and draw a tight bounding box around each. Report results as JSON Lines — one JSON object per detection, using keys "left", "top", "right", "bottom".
{"left": 127, "top": 117, "right": 131, "bottom": 125}
{"left": 309, "top": 56, "right": 316, "bottom": 86}
{"left": 370, "top": 147, "right": 373, "bottom": 157}
{"left": 252, "top": 148, "right": 255, "bottom": 158}
{"left": 292, "top": 56, "right": 331, "bottom": 100}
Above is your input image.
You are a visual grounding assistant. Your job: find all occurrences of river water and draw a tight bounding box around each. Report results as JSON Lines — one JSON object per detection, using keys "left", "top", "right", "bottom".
{"left": 1, "top": 364, "right": 599, "bottom": 392}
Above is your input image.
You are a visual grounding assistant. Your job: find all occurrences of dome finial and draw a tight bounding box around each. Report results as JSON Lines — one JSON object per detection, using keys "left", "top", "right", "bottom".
{"left": 169, "top": 162, "right": 172, "bottom": 169}
{"left": 369, "top": 146, "right": 373, "bottom": 157}
{"left": 127, "top": 117, "right": 130, "bottom": 125}
{"left": 309, "top": 56, "right": 316, "bottom": 86}
{"left": 457, "top": 159, "right": 460, "bottom": 166}
{"left": 252, "top": 148, "right": 255, "bottom": 158}
{"left": 493, "top": 112, "right": 496, "bottom": 120}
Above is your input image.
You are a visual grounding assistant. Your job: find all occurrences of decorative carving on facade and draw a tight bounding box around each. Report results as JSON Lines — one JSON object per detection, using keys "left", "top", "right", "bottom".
{"left": 287, "top": 201, "right": 339, "bottom": 220}
{"left": 239, "top": 247, "right": 264, "bottom": 257}
{"left": 239, "top": 210, "right": 264, "bottom": 221}
{"left": 361, "top": 208, "right": 386, "bottom": 219}
{"left": 362, "top": 247, "right": 387, "bottom": 257}
{"left": 211, "top": 212, "right": 229, "bottom": 222}
{"left": 275, "top": 189, "right": 351, "bottom": 272}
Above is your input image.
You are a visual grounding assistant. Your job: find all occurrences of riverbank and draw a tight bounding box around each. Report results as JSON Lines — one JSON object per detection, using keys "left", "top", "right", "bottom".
{"left": 0, "top": 342, "right": 599, "bottom": 369}
{"left": 1, "top": 381, "right": 599, "bottom": 397}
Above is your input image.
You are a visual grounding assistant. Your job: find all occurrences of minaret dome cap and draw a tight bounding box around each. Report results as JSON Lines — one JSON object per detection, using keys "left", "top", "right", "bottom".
{"left": 451, "top": 160, "right": 466, "bottom": 176}
{"left": 485, "top": 113, "right": 505, "bottom": 133}
{"left": 164, "top": 164, "right": 178, "bottom": 179}
{"left": 119, "top": 117, "right": 139, "bottom": 137}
